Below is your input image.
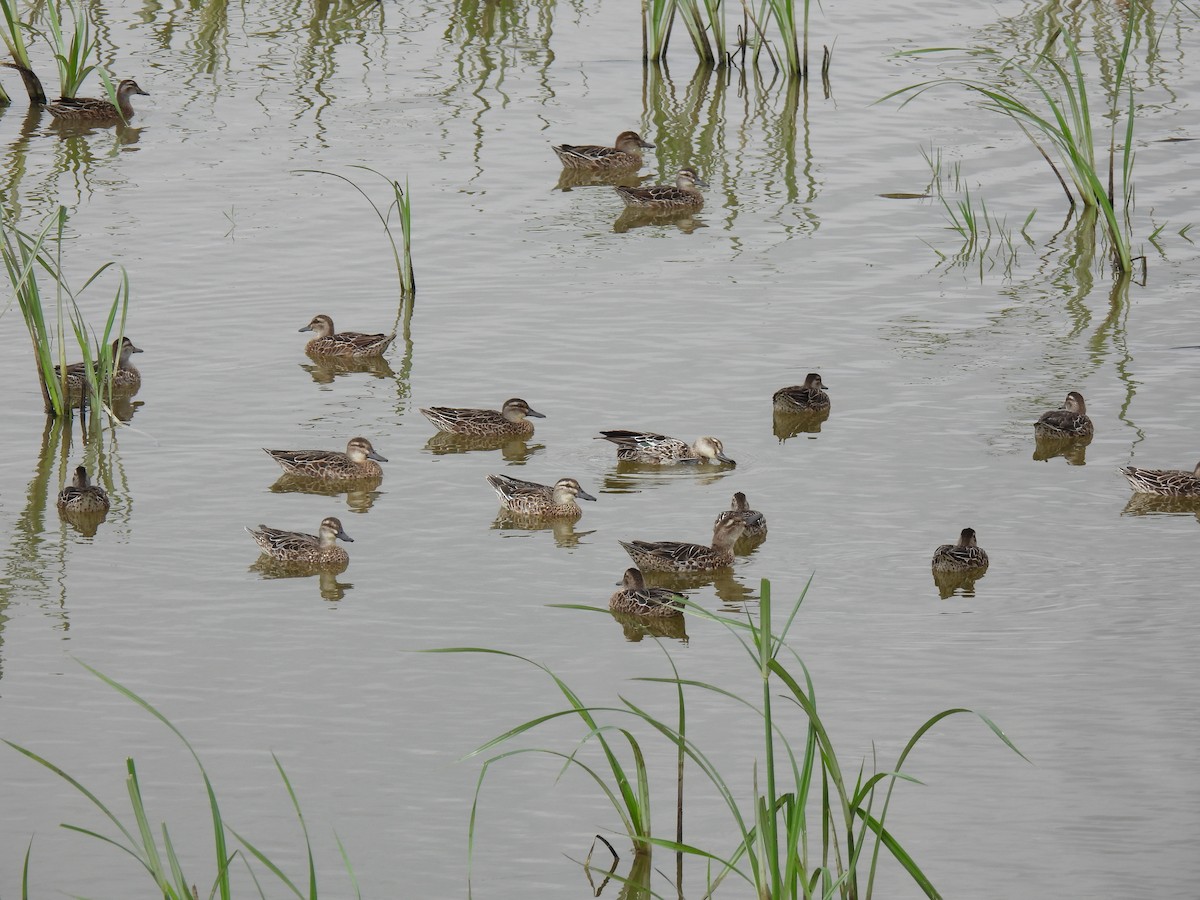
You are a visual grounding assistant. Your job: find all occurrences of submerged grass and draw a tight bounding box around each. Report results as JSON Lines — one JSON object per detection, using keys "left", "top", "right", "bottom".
{"left": 6, "top": 662, "right": 360, "bottom": 899}
{"left": 436, "top": 578, "right": 1026, "bottom": 898}
{"left": 884, "top": 5, "right": 1146, "bottom": 273}
{"left": 2, "top": 205, "right": 129, "bottom": 419}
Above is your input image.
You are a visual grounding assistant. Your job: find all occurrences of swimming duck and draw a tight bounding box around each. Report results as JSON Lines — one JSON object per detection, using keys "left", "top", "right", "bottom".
{"left": 56, "top": 465, "right": 110, "bottom": 515}
{"left": 264, "top": 437, "right": 387, "bottom": 481}
{"left": 715, "top": 492, "right": 767, "bottom": 538}
{"left": 299, "top": 314, "right": 395, "bottom": 358}
{"left": 619, "top": 517, "right": 746, "bottom": 572}
{"left": 246, "top": 516, "right": 353, "bottom": 566}
{"left": 931, "top": 528, "right": 989, "bottom": 573}
{"left": 609, "top": 568, "right": 685, "bottom": 618}
{"left": 773, "top": 373, "right": 831, "bottom": 414}
{"left": 485, "top": 474, "right": 596, "bottom": 518}
{"left": 57, "top": 336, "right": 143, "bottom": 398}
{"left": 614, "top": 168, "right": 708, "bottom": 210}
{"left": 1034, "top": 391, "right": 1093, "bottom": 439}
{"left": 47, "top": 79, "right": 149, "bottom": 121}
{"left": 421, "top": 398, "right": 545, "bottom": 437}
{"left": 553, "top": 131, "right": 655, "bottom": 171}
{"left": 1120, "top": 461, "right": 1200, "bottom": 497}
{"left": 596, "top": 430, "right": 734, "bottom": 465}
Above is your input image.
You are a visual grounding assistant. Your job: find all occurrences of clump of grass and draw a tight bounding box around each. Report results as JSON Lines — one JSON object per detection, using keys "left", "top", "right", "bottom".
{"left": 2, "top": 206, "right": 130, "bottom": 418}
{"left": 437, "top": 578, "right": 1026, "bottom": 898}
{"left": 297, "top": 166, "right": 416, "bottom": 298}
{"left": 6, "top": 661, "right": 361, "bottom": 899}
{"left": 42, "top": 0, "right": 110, "bottom": 101}
{"left": 884, "top": 5, "right": 1146, "bottom": 274}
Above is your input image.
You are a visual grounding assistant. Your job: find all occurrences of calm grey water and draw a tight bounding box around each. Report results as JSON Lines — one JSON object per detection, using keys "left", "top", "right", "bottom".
{"left": 1, "top": 1, "right": 1199, "bottom": 897}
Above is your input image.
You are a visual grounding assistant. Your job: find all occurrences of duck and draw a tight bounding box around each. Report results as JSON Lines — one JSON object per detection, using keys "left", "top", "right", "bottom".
{"left": 931, "top": 528, "right": 989, "bottom": 573}
{"left": 715, "top": 492, "right": 767, "bottom": 538}
{"left": 553, "top": 131, "right": 655, "bottom": 171}
{"left": 263, "top": 437, "right": 387, "bottom": 481}
{"left": 596, "top": 430, "right": 734, "bottom": 465}
{"left": 1120, "top": 461, "right": 1200, "bottom": 497}
{"left": 615, "top": 168, "right": 708, "bottom": 210}
{"left": 46, "top": 78, "right": 149, "bottom": 121}
{"left": 299, "top": 314, "right": 395, "bottom": 358}
{"left": 246, "top": 516, "right": 353, "bottom": 566}
{"left": 56, "top": 466, "right": 110, "bottom": 515}
{"left": 421, "top": 398, "right": 545, "bottom": 437}
{"left": 1034, "top": 391, "right": 1093, "bottom": 439}
{"left": 57, "top": 336, "right": 143, "bottom": 397}
{"left": 485, "top": 474, "right": 596, "bottom": 519}
{"left": 773, "top": 373, "right": 831, "bottom": 414}
{"left": 609, "top": 568, "right": 685, "bottom": 618}
{"left": 619, "top": 517, "right": 746, "bottom": 572}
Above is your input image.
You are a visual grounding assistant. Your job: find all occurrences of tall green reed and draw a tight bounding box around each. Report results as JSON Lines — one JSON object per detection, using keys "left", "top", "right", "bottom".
{"left": 884, "top": 5, "right": 1144, "bottom": 273}
{"left": 43, "top": 0, "right": 104, "bottom": 99}
{"left": 644, "top": 0, "right": 812, "bottom": 78}
{"left": 439, "top": 578, "right": 1026, "bottom": 899}
{"left": 297, "top": 166, "right": 416, "bottom": 298}
{"left": 2, "top": 205, "right": 129, "bottom": 418}
{"left": 7, "top": 662, "right": 361, "bottom": 899}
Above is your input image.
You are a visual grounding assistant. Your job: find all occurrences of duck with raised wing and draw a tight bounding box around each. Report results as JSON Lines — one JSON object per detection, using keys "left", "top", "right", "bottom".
{"left": 715, "top": 492, "right": 767, "bottom": 538}
{"left": 597, "top": 430, "right": 734, "bottom": 465}
{"left": 264, "top": 437, "right": 387, "bottom": 481}
{"left": 619, "top": 517, "right": 746, "bottom": 573}
{"left": 1034, "top": 391, "right": 1093, "bottom": 439}
{"left": 47, "top": 78, "right": 149, "bottom": 121}
{"left": 56, "top": 466, "right": 110, "bottom": 515}
{"left": 615, "top": 168, "right": 708, "bottom": 210}
{"left": 1120, "top": 461, "right": 1200, "bottom": 497}
{"left": 299, "top": 314, "right": 395, "bottom": 358}
{"left": 773, "top": 373, "right": 831, "bottom": 414}
{"left": 57, "top": 336, "right": 143, "bottom": 398}
{"left": 931, "top": 528, "right": 989, "bottom": 573}
{"left": 609, "top": 568, "right": 685, "bottom": 618}
{"left": 554, "top": 130, "right": 655, "bottom": 171}
{"left": 486, "top": 474, "right": 596, "bottom": 519}
{"left": 246, "top": 516, "right": 353, "bottom": 566}
{"left": 422, "top": 398, "right": 545, "bottom": 437}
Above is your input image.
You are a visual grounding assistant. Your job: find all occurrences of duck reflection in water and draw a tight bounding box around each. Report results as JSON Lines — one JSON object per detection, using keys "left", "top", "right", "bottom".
{"left": 613, "top": 206, "right": 706, "bottom": 234}
{"left": 424, "top": 431, "right": 543, "bottom": 463}
{"left": 773, "top": 407, "right": 830, "bottom": 441}
{"left": 249, "top": 557, "right": 353, "bottom": 601}
{"left": 610, "top": 610, "right": 689, "bottom": 643}
{"left": 555, "top": 168, "right": 647, "bottom": 192}
{"left": 933, "top": 568, "right": 987, "bottom": 599}
{"left": 640, "top": 567, "right": 756, "bottom": 606}
{"left": 1121, "top": 493, "right": 1200, "bottom": 524}
{"left": 1032, "top": 433, "right": 1091, "bottom": 466}
{"left": 268, "top": 474, "right": 383, "bottom": 512}
{"left": 300, "top": 355, "right": 395, "bottom": 384}
{"left": 490, "top": 512, "right": 595, "bottom": 549}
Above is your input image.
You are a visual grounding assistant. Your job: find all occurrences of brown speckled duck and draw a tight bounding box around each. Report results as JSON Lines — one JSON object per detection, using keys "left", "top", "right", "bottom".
{"left": 247, "top": 516, "right": 353, "bottom": 566}
{"left": 57, "top": 336, "right": 143, "bottom": 398}
{"left": 47, "top": 78, "right": 149, "bottom": 121}
{"left": 609, "top": 568, "right": 685, "bottom": 618}
{"left": 1120, "top": 461, "right": 1200, "bottom": 497}
{"left": 1034, "top": 391, "right": 1093, "bottom": 439}
{"left": 56, "top": 466, "right": 110, "bottom": 515}
{"left": 615, "top": 168, "right": 708, "bottom": 210}
{"left": 485, "top": 474, "right": 596, "bottom": 519}
{"left": 553, "top": 131, "right": 655, "bottom": 171}
{"left": 264, "top": 437, "right": 387, "bottom": 481}
{"left": 619, "top": 517, "right": 745, "bottom": 572}
{"left": 715, "top": 492, "right": 767, "bottom": 538}
{"left": 931, "top": 528, "right": 989, "bottom": 573}
{"left": 421, "top": 398, "right": 545, "bottom": 437}
{"left": 299, "top": 314, "right": 395, "bottom": 358}
{"left": 597, "top": 430, "right": 734, "bottom": 465}
{"left": 773, "top": 374, "right": 830, "bottom": 414}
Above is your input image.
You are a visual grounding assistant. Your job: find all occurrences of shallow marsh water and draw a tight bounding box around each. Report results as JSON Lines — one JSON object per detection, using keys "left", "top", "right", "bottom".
{"left": 1, "top": 1, "right": 1199, "bottom": 896}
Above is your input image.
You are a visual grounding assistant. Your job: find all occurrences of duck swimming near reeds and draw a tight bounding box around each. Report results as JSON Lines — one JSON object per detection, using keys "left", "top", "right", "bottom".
{"left": 57, "top": 336, "right": 143, "bottom": 398}
{"left": 596, "top": 430, "right": 734, "bottom": 465}
{"left": 553, "top": 131, "right": 655, "bottom": 171}
{"left": 47, "top": 79, "right": 149, "bottom": 122}
{"left": 56, "top": 466, "right": 110, "bottom": 515}
{"left": 615, "top": 168, "right": 708, "bottom": 210}
{"left": 619, "top": 517, "right": 746, "bottom": 573}
{"left": 421, "top": 398, "right": 546, "bottom": 437}
{"left": 299, "top": 314, "right": 395, "bottom": 358}
{"left": 609, "top": 568, "right": 685, "bottom": 618}
{"left": 263, "top": 437, "right": 387, "bottom": 481}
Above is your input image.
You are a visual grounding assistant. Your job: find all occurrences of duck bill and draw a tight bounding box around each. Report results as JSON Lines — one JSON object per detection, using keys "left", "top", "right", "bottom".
{"left": 524, "top": 408, "right": 547, "bottom": 419}
{"left": 577, "top": 489, "right": 598, "bottom": 502}
{"left": 298, "top": 324, "right": 313, "bottom": 333}
{"left": 694, "top": 176, "right": 711, "bottom": 188}
{"left": 639, "top": 138, "right": 656, "bottom": 149}
{"left": 715, "top": 452, "right": 736, "bottom": 466}
{"left": 337, "top": 528, "right": 354, "bottom": 542}
{"left": 368, "top": 451, "right": 389, "bottom": 462}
